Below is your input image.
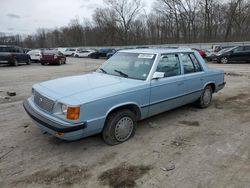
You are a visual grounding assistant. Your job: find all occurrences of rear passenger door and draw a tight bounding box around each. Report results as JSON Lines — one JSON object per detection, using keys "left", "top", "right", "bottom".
{"left": 149, "top": 53, "right": 186, "bottom": 116}
{"left": 180, "top": 53, "right": 206, "bottom": 103}
{"left": 230, "top": 46, "right": 245, "bottom": 61}
{"left": 15, "top": 47, "right": 25, "bottom": 62}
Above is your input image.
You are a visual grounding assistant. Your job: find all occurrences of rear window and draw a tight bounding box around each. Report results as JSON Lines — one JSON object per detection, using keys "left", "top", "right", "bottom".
{"left": 43, "top": 50, "right": 57, "bottom": 55}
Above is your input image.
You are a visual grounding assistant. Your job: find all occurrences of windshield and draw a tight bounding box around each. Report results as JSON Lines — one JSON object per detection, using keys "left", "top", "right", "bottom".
{"left": 97, "top": 52, "right": 156, "bottom": 80}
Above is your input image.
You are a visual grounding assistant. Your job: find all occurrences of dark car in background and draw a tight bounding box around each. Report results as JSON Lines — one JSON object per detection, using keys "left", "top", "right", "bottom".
{"left": 40, "top": 50, "right": 66, "bottom": 65}
{"left": 106, "top": 49, "right": 119, "bottom": 59}
{"left": 89, "top": 48, "right": 115, "bottom": 59}
{"left": 216, "top": 46, "right": 250, "bottom": 64}
{"left": 0, "top": 45, "right": 31, "bottom": 66}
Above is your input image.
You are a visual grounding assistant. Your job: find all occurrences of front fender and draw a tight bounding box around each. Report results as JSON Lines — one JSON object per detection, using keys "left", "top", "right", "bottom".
{"left": 105, "top": 102, "right": 142, "bottom": 119}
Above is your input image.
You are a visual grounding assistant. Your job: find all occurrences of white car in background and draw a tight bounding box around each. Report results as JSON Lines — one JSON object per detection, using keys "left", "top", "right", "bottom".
{"left": 74, "top": 50, "right": 95, "bottom": 58}
{"left": 63, "top": 48, "right": 77, "bottom": 56}
{"left": 27, "top": 50, "right": 42, "bottom": 62}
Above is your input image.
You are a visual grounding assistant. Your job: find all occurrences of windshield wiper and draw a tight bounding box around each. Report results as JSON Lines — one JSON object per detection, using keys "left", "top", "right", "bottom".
{"left": 98, "top": 68, "right": 107, "bottom": 74}
{"left": 114, "top": 69, "right": 128, "bottom": 78}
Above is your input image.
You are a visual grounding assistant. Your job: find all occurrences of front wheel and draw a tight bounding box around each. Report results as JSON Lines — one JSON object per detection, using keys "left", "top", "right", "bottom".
{"left": 102, "top": 109, "right": 136, "bottom": 145}
{"left": 196, "top": 85, "right": 213, "bottom": 108}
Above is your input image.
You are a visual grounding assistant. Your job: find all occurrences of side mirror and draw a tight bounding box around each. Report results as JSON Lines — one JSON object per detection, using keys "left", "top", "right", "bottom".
{"left": 152, "top": 72, "right": 165, "bottom": 79}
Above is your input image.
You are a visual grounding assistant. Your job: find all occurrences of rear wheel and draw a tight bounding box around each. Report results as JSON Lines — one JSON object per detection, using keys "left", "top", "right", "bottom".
{"left": 220, "top": 57, "right": 228, "bottom": 64}
{"left": 41, "top": 62, "right": 45, "bottom": 65}
{"left": 102, "top": 109, "right": 136, "bottom": 145}
{"left": 196, "top": 85, "right": 213, "bottom": 108}
{"left": 26, "top": 58, "right": 31, "bottom": 65}
{"left": 13, "top": 59, "right": 18, "bottom": 66}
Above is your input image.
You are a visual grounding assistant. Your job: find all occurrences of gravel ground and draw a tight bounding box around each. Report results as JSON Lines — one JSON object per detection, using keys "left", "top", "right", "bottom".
{"left": 0, "top": 58, "right": 250, "bottom": 188}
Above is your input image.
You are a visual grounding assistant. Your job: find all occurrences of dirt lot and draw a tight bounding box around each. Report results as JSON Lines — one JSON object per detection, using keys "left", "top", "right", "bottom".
{"left": 0, "top": 58, "right": 250, "bottom": 188}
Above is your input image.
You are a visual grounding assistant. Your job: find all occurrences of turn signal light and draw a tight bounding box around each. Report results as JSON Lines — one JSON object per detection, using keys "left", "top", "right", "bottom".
{"left": 66, "top": 107, "right": 80, "bottom": 120}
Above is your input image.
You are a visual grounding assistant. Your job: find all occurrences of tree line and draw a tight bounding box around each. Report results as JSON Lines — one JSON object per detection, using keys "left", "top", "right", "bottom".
{"left": 1, "top": 0, "right": 250, "bottom": 48}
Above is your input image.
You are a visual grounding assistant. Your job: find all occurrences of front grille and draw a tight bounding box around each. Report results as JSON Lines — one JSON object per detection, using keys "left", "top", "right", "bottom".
{"left": 34, "top": 91, "right": 54, "bottom": 112}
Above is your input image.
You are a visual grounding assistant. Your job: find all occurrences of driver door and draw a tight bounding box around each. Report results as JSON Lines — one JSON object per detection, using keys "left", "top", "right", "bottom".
{"left": 149, "top": 53, "right": 186, "bottom": 116}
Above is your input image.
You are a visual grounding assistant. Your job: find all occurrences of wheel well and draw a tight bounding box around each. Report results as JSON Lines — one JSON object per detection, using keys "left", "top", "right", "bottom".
{"left": 206, "top": 83, "right": 215, "bottom": 93}
{"left": 107, "top": 104, "right": 141, "bottom": 121}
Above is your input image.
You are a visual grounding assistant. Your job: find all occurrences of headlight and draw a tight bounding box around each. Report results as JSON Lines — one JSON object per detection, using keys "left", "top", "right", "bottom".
{"left": 60, "top": 104, "right": 80, "bottom": 120}
{"left": 61, "top": 104, "right": 68, "bottom": 115}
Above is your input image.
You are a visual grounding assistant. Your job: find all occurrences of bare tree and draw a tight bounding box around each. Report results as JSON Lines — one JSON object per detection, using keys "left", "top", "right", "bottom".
{"left": 103, "top": 0, "right": 144, "bottom": 44}
{"left": 1, "top": 0, "right": 250, "bottom": 48}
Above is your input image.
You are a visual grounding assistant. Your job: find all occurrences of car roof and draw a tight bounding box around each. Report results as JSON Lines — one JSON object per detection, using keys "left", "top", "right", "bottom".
{"left": 119, "top": 48, "right": 194, "bottom": 54}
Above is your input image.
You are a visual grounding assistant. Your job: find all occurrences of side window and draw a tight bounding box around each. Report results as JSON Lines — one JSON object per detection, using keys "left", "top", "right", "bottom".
{"left": 181, "top": 53, "right": 202, "bottom": 74}
{"left": 234, "top": 46, "right": 244, "bottom": 52}
{"left": 244, "top": 46, "right": 250, "bottom": 51}
{"left": 156, "top": 54, "right": 181, "bottom": 77}
{"left": 190, "top": 54, "right": 202, "bottom": 72}
{"left": 18, "top": 48, "right": 24, "bottom": 53}
{"left": 181, "top": 54, "right": 195, "bottom": 74}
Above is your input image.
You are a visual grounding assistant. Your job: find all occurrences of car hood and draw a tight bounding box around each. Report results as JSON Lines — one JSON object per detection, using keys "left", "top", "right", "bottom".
{"left": 35, "top": 72, "right": 145, "bottom": 104}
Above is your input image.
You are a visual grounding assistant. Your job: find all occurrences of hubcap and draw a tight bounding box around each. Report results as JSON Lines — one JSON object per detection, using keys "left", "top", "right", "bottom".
{"left": 221, "top": 57, "right": 228, "bottom": 64}
{"left": 203, "top": 88, "right": 212, "bottom": 105}
{"left": 114, "top": 117, "right": 134, "bottom": 142}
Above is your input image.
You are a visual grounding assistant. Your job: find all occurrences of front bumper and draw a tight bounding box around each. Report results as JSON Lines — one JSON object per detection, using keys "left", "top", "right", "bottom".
{"left": 23, "top": 99, "right": 87, "bottom": 140}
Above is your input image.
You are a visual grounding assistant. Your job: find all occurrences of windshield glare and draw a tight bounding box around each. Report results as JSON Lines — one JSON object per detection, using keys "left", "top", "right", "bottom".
{"left": 98, "top": 52, "right": 156, "bottom": 80}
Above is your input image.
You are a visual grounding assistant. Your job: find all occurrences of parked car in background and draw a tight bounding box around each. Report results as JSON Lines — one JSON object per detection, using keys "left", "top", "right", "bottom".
{"left": 40, "top": 50, "right": 66, "bottom": 65}
{"left": 63, "top": 48, "right": 77, "bottom": 56}
{"left": 206, "top": 48, "right": 230, "bottom": 61}
{"left": 0, "top": 45, "right": 31, "bottom": 66}
{"left": 89, "top": 48, "right": 115, "bottom": 59}
{"left": 192, "top": 48, "right": 206, "bottom": 58}
{"left": 215, "top": 46, "right": 250, "bottom": 64}
{"left": 23, "top": 48, "right": 225, "bottom": 145}
{"left": 27, "top": 50, "right": 42, "bottom": 62}
{"left": 74, "top": 50, "right": 95, "bottom": 58}
{"left": 106, "top": 49, "right": 119, "bottom": 59}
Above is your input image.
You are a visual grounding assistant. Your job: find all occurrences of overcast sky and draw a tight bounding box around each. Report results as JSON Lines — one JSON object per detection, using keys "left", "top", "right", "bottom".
{"left": 0, "top": 0, "right": 154, "bottom": 35}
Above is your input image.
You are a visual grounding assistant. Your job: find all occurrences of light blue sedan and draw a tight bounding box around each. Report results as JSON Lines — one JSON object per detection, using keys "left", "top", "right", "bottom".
{"left": 23, "top": 49, "right": 225, "bottom": 145}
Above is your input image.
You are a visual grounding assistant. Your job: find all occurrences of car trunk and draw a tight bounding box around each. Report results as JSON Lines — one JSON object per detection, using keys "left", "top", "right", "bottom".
{"left": 42, "top": 53, "right": 55, "bottom": 61}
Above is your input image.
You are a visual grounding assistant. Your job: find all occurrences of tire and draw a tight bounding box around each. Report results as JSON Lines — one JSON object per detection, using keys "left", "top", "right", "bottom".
{"left": 220, "top": 57, "right": 228, "bottom": 64}
{"left": 26, "top": 58, "right": 31, "bottom": 65}
{"left": 196, "top": 85, "right": 213, "bottom": 108}
{"left": 13, "top": 59, "right": 18, "bottom": 66}
{"left": 102, "top": 109, "right": 136, "bottom": 145}
{"left": 41, "top": 62, "right": 45, "bottom": 65}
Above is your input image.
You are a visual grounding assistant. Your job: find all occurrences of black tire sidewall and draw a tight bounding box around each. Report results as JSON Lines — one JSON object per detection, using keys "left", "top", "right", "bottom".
{"left": 102, "top": 110, "right": 136, "bottom": 145}
{"left": 13, "top": 59, "right": 18, "bottom": 66}
{"left": 198, "top": 85, "right": 213, "bottom": 108}
{"left": 27, "top": 59, "right": 31, "bottom": 65}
